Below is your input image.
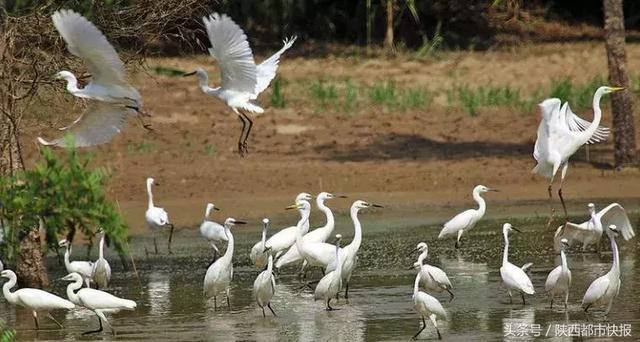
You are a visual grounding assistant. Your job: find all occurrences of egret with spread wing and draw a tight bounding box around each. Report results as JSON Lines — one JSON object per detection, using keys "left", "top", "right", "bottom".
{"left": 532, "top": 86, "right": 622, "bottom": 216}
{"left": 184, "top": 13, "right": 297, "bottom": 156}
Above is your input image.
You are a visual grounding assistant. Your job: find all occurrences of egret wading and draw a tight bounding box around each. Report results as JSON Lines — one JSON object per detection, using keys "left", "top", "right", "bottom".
{"left": 38, "top": 9, "right": 147, "bottom": 147}
{"left": 545, "top": 238, "right": 572, "bottom": 309}
{"left": 144, "top": 177, "right": 174, "bottom": 254}
{"left": 59, "top": 239, "right": 94, "bottom": 287}
{"left": 411, "top": 269, "right": 447, "bottom": 340}
{"left": 438, "top": 185, "right": 497, "bottom": 249}
{"left": 499, "top": 223, "right": 535, "bottom": 304}
{"left": 410, "top": 242, "right": 454, "bottom": 301}
{"left": 582, "top": 225, "right": 622, "bottom": 316}
{"left": 314, "top": 234, "right": 343, "bottom": 311}
{"left": 184, "top": 13, "right": 297, "bottom": 156}
{"left": 253, "top": 226, "right": 277, "bottom": 317}
{"left": 533, "top": 86, "right": 622, "bottom": 217}
{"left": 92, "top": 230, "right": 111, "bottom": 289}
{"left": 199, "top": 203, "right": 225, "bottom": 261}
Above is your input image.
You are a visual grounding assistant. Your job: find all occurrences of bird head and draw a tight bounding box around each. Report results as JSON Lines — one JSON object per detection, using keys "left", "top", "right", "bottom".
{"left": 147, "top": 177, "right": 157, "bottom": 186}
{"left": 352, "top": 200, "right": 383, "bottom": 210}
{"left": 560, "top": 238, "right": 570, "bottom": 249}
{"left": 60, "top": 273, "right": 83, "bottom": 282}
{"left": 409, "top": 242, "right": 428, "bottom": 256}
{"left": 317, "top": 192, "right": 347, "bottom": 201}
{"left": 607, "top": 224, "right": 619, "bottom": 238}
{"left": 503, "top": 223, "right": 521, "bottom": 234}
{"left": 475, "top": 185, "right": 498, "bottom": 193}
{"left": 205, "top": 203, "right": 220, "bottom": 217}
{"left": 587, "top": 203, "right": 596, "bottom": 214}
{"left": 600, "top": 86, "right": 624, "bottom": 94}
{"left": 285, "top": 200, "right": 311, "bottom": 212}
{"left": 224, "top": 218, "right": 246, "bottom": 228}
{"left": 54, "top": 70, "right": 74, "bottom": 81}
{"left": 182, "top": 67, "right": 208, "bottom": 80}
{"left": 296, "top": 192, "right": 313, "bottom": 202}
{"left": 58, "top": 239, "right": 70, "bottom": 247}
{"left": 0, "top": 270, "right": 13, "bottom": 279}
{"left": 261, "top": 218, "right": 270, "bottom": 232}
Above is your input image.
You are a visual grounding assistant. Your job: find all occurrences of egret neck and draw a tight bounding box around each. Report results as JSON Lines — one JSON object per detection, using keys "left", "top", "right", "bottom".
{"left": 2, "top": 273, "right": 17, "bottom": 304}
{"left": 502, "top": 229, "right": 510, "bottom": 266}
{"left": 65, "top": 276, "right": 83, "bottom": 304}
{"left": 577, "top": 87, "right": 605, "bottom": 144}
{"left": 413, "top": 272, "right": 421, "bottom": 300}
{"left": 347, "top": 205, "right": 364, "bottom": 253}
{"left": 610, "top": 234, "right": 620, "bottom": 274}
{"left": 221, "top": 225, "right": 235, "bottom": 265}
{"left": 317, "top": 196, "right": 335, "bottom": 237}
{"left": 473, "top": 187, "right": 487, "bottom": 217}
{"left": 294, "top": 204, "right": 312, "bottom": 254}
{"left": 146, "top": 180, "right": 154, "bottom": 210}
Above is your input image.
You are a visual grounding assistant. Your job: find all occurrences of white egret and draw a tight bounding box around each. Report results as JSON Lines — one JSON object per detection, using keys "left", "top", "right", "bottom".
{"left": 555, "top": 202, "right": 634, "bottom": 252}
{"left": 92, "top": 230, "right": 111, "bottom": 289}
{"left": 250, "top": 193, "right": 312, "bottom": 267}
{"left": 199, "top": 202, "right": 225, "bottom": 259}
{"left": 545, "top": 238, "right": 571, "bottom": 309}
{"left": 533, "top": 86, "right": 622, "bottom": 216}
{"left": 183, "top": 13, "right": 297, "bottom": 155}
{"left": 204, "top": 218, "right": 246, "bottom": 309}
{"left": 276, "top": 192, "right": 344, "bottom": 272}
{"left": 327, "top": 200, "right": 383, "bottom": 299}
{"left": 253, "top": 234, "right": 276, "bottom": 317}
{"left": 438, "top": 185, "right": 498, "bottom": 248}
{"left": 0, "top": 259, "right": 2, "bottom": 271}
{"left": 499, "top": 223, "right": 535, "bottom": 304}
{"left": 410, "top": 242, "right": 454, "bottom": 301}
{"left": 59, "top": 239, "right": 94, "bottom": 287}
{"left": 582, "top": 225, "right": 622, "bottom": 315}
{"left": 38, "top": 9, "right": 145, "bottom": 148}
{"left": 1, "top": 269, "right": 75, "bottom": 329}
{"left": 62, "top": 272, "right": 136, "bottom": 335}
{"left": 314, "top": 234, "right": 343, "bottom": 311}
{"left": 412, "top": 269, "right": 447, "bottom": 340}
{"left": 144, "top": 177, "right": 174, "bottom": 254}
{"left": 250, "top": 218, "right": 271, "bottom": 268}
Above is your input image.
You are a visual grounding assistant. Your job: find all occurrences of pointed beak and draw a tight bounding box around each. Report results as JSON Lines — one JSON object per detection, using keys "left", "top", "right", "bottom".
{"left": 183, "top": 71, "right": 196, "bottom": 77}
{"left": 487, "top": 188, "right": 499, "bottom": 192}
{"left": 285, "top": 204, "right": 299, "bottom": 210}
{"left": 234, "top": 221, "right": 247, "bottom": 225}
{"left": 610, "top": 86, "right": 625, "bottom": 92}
{"left": 372, "top": 204, "right": 384, "bottom": 208}
{"left": 213, "top": 207, "right": 221, "bottom": 211}
{"left": 336, "top": 194, "right": 348, "bottom": 198}
{"left": 512, "top": 227, "right": 522, "bottom": 233}
{"left": 407, "top": 248, "right": 419, "bottom": 256}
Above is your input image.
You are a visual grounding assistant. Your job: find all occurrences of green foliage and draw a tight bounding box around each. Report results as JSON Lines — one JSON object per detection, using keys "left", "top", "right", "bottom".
{"left": 548, "top": 75, "right": 605, "bottom": 110}
{"left": 369, "top": 81, "right": 397, "bottom": 107}
{"left": 270, "top": 78, "right": 286, "bottom": 108}
{"left": 151, "top": 66, "right": 187, "bottom": 77}
{"left": 401, "top": 88, "right": 431, "bottom": 110}
{"left": 343, "top": 81, "right": 359, "bottom": 112}
{"left": 310, "top": 81, "right": 339, "bottom": 110}
{"left": 0, "top": 143, "right": 129, "bottom": 262}
{"left": 0, "top": 320, "right": 15, "bottom": 342}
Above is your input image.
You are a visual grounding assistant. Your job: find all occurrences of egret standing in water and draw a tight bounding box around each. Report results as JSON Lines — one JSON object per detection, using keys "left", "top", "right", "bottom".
{"left": 545, "top": 238, "right": 571, "bottom": 309}
{"left": 1, "top": 270, "right": 75, "bottom": 329}
{"left": 199, "top": 203, "right": 225, "bottom": 260}
{"left": 38, "top": 9, "right": 146, "bottom": 147}
{"left": 144, "top": 177, "right": 174, "bottom": 254}
{"left": 314, "top": 234, "right": 343, "bottom": 311}
{"left": 204, "top": 218, "right": 246, "bottom": 309}
{"left": 582, "top": 225, "right": 622, "bottom": 316}
{"left": 62, "top": 272, "right": 136, "bottom": 335}
{"left": 532, "top": 86, "right": 621, "bottom": 217}
{"left": 250, "top": 217, "right": 271, "bottom": 268}
{"left": 253, "top": 228, "right": 277, "bottom": 317}
{"left": 499, "top": 223, "right": 535, "bottom": 304}
{"left": 184, "top": 13, "right": 297, "bottom": 156}
{"left": 555, "top": 202, "right": 634, "bottom": 252}
{"left": 412, "top": 269, "right": 447, "bottom": 340}
{"left": 92, "top": 230, "right": 111, "bottom": 289}
{"left": 438, "top": 185, "right": 497, "bottom": 248}
{"left": 59, "top": 239, "right": 94, "bottom": 287}
{"left": 411, "top": 242, "right": 454, "bottom": 301}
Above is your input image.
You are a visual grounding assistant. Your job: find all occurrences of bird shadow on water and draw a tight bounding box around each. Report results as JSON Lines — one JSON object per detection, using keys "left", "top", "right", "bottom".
{"left": 312, "top": 133, "right": 531, "bottom": 161}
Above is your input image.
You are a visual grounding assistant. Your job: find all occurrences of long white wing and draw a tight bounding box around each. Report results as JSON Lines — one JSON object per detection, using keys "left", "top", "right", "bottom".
{"left": 52, "top": 9, "right": 127, "bottom": 86}
{"left": 37, "top": 101, "right": 129, "bottom": 147}
{"left": 533, "top": 98, "right": 561, "bottom": 162}
{"left": 562, "top": 103, "right": 609, "bottom": 144}
{"left": 556, "top": 221, "right": 600, "bottom": 246}
{"left": 598, "top": 203, "right": 635, "bottom": 241}
{"left": 254, "top": 36, "right": 297, "bottom": 96}
{"left": 203, "top": 13, "right": 257, "bottom": 94}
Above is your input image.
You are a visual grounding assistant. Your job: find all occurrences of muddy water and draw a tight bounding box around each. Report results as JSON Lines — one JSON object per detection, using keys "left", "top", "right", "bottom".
{"left": 1, "top": 206, "right": 639, "bottom": 341}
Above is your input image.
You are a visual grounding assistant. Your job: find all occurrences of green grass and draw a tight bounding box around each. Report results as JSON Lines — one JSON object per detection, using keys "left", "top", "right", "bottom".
{"left": 310, "top": 81, "right": 338, "bottom": 110}
{"left": 401, "top": 88, "right": 431, "bottom": 109}
{"left": 368, "top": 81, "right": 397, "bottom": 107}
{"left": 343, "top": 81, "right": 358, "bottom": 112}
{"left": 126, "top": 142, "right": 155, "bottom": 154}
{"left": 270, "top": 78, "right": 286, "bottom": 108}
{"left": 203, "top": 144, "right": 216, "bottom": 156}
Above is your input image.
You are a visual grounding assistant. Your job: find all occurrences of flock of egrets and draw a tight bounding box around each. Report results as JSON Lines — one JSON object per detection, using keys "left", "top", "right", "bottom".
{"left": 0, "top": 7, "right": 636, "bottom": 341}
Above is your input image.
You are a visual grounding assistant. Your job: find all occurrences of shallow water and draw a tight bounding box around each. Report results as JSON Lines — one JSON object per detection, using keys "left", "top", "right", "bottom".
{"left": 1, "top": 206, "right": 639, "bottom": 341}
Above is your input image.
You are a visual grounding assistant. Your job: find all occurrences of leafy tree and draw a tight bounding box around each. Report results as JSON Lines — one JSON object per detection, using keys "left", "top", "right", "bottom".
{"left": 0, "top": 141, "right": 128, "bottom": 287}
{"left": 0, "top": 319, "right": 16, "bottom": 342}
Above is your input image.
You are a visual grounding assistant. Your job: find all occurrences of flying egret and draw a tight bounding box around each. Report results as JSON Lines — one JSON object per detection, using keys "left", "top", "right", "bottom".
{"left": 410, "top": 242, "right": 454, "bottom": 301}
{"left": 199, "top": 202, "right": 225, "bottom": 260}
{"left": 1, "top": 269, "right": 75, "bottom": 329}
{"left": 326, "top": 200, "right": 383, "bottom": 299}
{"left": 582, "top": 225, "right": 622, "bottom": 315}
{"left": 62, "top": 272, "right": 136, "bottom": 335}
{"left": 499, "top": 223, "right": 535, "bottom": 304}
{"left": 314, "top": 234, "right": 343, "bottom": 311}
{"left": 545, "top": 238, "right": 572, "bottom": 309}
{"left": 276, "top": 192, "right": 344, "bottom": 273}
{"left": 253, "top": 235, "right": 277, "bottom": 317}
{"left": 204, "top": 218, "right": 246, "bottom": 309}
{"left": 183, "top": 13, "right": 297, "bottom": 156}
{"left": 92, "top": 230, "right": 111, "bottom": 289}
{"left": 533, "top": 86, "right": 622, "bottom": 216}
{"left": 38, "top": 9, "right": 145, "bottom": 148}
{"left": 411, "top": 269, "right": 447, "bottom": 340}
{"left": 59, "top": 239, "right": 94, "bottom": 287}
{"left": 144, "top": 177, "right": 174, "bottom": 255}
{"left": 250, "top": 193, "right": 312, "bottom": 267}
{"left": 555, "top": 202, "right": 635, "bottom": 252}
{"left": 438, "top": 185, "right": 498, "bottom": 248}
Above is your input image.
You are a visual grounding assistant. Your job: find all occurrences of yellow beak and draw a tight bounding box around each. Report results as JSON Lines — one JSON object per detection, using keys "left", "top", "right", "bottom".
{"left": 285, "top": 203, "right": 300, "bottom": 210}
{"left": 610, "top": 86, "right": 625, "bottom": 92}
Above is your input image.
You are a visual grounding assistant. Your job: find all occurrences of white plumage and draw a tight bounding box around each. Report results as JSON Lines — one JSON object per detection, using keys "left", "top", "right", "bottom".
{"left": 59, "top": 239, "right": 94, "bottom": 287}
{"left": 253, "top": 245, "right": 277, "bottom": 317}
{"left": 545, "top": 238, "right": 572, "bottom": 309}
{"left": 204, "top": 218, "right": 245, "bottom": 308}
{"left": 62, "top": 272, "right": 136, "bottom": 335}
{"left": 185, "top": 13, "right": 297, "bottom": 155}
{"left": 199, "top": 202, "right": 226, "bottom": 257}
{"left": 92, "top": 230, "right": 111, "bottom": 289}
{"left": 412, "top": 242, "right": 454, "bottom": 301}
{"left": 438, "top": 185, "right": 497, "bottom": 248}
{"left": 1, "top": 270, "right": 75, "bottom": 329}
{"left": 582, "top": 225, "right": 622, "bottom": 315}
{"left": 499, "top": 223, "right": 535, "bottom": 304}
{"left": 144, "top": 177, "right": 173, "bottom": 254}
{"left": 555, "top": 202, "right": 635, "bottom": 251}
{"left": 314, "top": 234, "right": 343, "bottom": 310}
{"left": 38, "top": 9, "right": 142, "bottom": 147}
{"left": 412, "top": 271, "right": 447, "bottom": 340}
